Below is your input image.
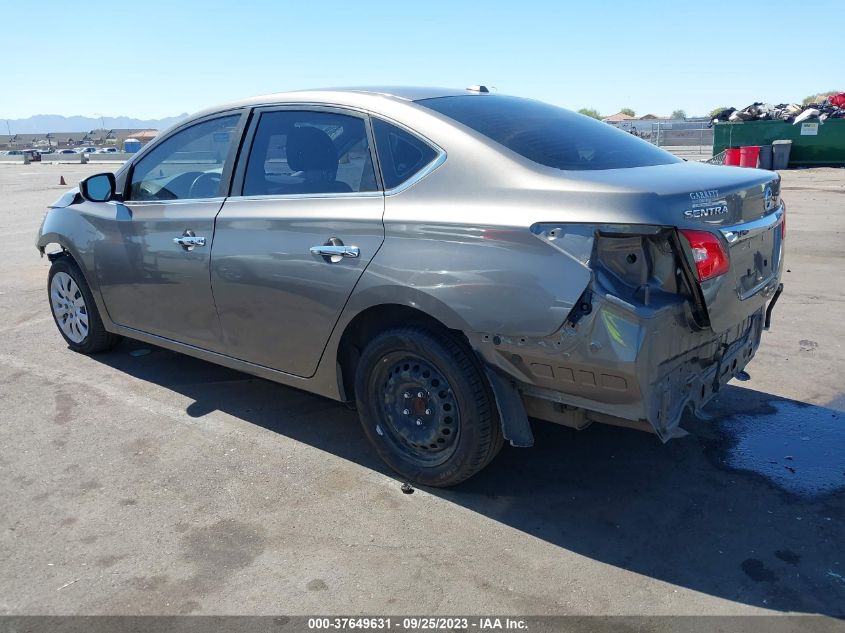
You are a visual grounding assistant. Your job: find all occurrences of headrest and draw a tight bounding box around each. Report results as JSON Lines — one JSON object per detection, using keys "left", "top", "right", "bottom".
{"left": 286, "top": 126, "right": 338, "bottom": 178}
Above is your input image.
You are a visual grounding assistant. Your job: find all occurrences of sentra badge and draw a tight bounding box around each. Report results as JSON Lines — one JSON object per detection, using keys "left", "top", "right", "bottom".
{"left": 685, "top": 189, "right": 728, "bottom": 219}
{"left": 685, "top": 206, "right": 729, "bottom": 218}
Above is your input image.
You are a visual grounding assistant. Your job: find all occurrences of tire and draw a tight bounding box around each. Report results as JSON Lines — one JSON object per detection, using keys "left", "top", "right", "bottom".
{"left": 355, "top": 327, "right": 503, "bottom": 487}
{"left": 48, "top": 256, "right": 122, "bottom": 354}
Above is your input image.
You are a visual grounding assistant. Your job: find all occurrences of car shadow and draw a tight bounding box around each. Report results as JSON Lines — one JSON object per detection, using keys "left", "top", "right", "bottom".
{"left": 91, "top": 340, "right": 845, "bottom": 616}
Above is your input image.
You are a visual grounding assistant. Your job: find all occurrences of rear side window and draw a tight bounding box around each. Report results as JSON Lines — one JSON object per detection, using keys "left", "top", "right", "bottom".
{"left": 418, "top": 95, "right": 681, "bottom": 171}
{"left": 372, "top": 119, "right": 438, "bottom": 190}
{"left": 243, "top": 110, "right": 377, "bottom": 196}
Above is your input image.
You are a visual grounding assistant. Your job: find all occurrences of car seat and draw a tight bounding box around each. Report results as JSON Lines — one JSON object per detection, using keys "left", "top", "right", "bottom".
{"left": 286, "top": 126, "right": 352, "bottom": 194}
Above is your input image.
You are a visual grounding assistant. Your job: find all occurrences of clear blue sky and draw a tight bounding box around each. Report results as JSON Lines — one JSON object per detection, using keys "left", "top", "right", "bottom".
{"left": 2, "top": 0, "right": 840, "bottom": 120}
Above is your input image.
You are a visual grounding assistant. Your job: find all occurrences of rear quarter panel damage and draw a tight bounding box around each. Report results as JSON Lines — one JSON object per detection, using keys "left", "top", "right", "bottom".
{"left": 348, "top": 216, "right": 714, "bottom": 440}
{"left": 361, "top": 222, "right": 592, "bottom": 338}
{"left": 462, "top": 223, "right": 765, "bottom": 441}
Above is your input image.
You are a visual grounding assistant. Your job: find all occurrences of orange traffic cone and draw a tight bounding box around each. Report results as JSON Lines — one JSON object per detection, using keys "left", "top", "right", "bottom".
{"left": 59, "top": 176, "right": 66, "bottom": 185}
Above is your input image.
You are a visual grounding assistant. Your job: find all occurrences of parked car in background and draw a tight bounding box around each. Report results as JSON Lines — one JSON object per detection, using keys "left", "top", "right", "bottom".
{"left": 76, "top": 146, "right": 98, "bottom": 154}
{"left": 97, "top": 147, "right": 119, "bottom": 153}
{"left": 39, "top": 148, "right": 55, "bottom": 155}
{"left": 22, "top": 149, "right": 41, "bottom": 162}
{"left": 36, "top": 87, "right": 785, "bottom": 486}
{"left": 6, "top": 149, "right": 23, "bottom": 155}
{"left": 56, "top": 149, "right": 77, "bottom": 155}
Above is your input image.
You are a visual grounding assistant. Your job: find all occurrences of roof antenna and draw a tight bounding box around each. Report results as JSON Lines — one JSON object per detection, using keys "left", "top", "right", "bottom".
{"left": 466, "top": 85, "right": 490, "bottom": 94}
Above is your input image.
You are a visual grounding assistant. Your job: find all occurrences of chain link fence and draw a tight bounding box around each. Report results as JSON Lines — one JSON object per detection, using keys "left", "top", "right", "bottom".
{"left": 612, "top": 120, "right": 714, "bottom": 158}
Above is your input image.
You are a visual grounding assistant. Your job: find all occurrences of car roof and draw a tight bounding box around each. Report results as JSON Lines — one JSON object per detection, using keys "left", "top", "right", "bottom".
{"left": 188, "top": 86, "right": 481, "bottom": 122}
{"left": 314, "top": 86, "right": 470, "bottom": 101}
{"left": 244, "top": 86, "right": 468, "bottom": 105}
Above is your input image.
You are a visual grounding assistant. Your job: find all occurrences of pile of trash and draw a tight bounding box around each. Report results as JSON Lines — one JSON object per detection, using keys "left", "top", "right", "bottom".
{"left": 710, "top": 93, "right": 845, "bottom": 126}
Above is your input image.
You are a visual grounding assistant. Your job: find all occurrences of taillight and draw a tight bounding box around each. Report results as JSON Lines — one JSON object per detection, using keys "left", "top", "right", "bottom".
{"left": 679, "top": 229, "right": 730, "bottom": 282}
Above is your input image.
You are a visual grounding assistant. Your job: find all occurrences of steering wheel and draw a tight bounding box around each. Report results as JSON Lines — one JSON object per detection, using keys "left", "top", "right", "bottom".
{"left": 189, "top": 172, "right": 221, "bottom": 198}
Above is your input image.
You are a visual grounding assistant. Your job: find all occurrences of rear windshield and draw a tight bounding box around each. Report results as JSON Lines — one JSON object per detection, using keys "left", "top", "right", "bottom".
{"left": 417, "top": 95, "right": 681, "bottom": 171}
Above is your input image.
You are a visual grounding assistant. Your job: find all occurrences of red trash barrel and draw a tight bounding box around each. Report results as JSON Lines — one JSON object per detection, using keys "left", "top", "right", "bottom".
{"left": 724, "top": 147, "right": 741, "bottom": 166}
{"left": 739, "top": 146, "right": 761, "bottom": 168}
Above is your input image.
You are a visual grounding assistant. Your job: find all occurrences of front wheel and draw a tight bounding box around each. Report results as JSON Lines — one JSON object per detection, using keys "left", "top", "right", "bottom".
{"left": 355, "top": 327, "right": 503, "bottom": 487}
{"left": 48, "top": 256, "right": 122, "bottom": 354}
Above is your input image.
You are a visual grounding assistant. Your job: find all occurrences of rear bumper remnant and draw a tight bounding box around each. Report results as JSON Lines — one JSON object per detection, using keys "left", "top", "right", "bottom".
{"left": 472, "top": 289, "right": 769, "bottom": 443}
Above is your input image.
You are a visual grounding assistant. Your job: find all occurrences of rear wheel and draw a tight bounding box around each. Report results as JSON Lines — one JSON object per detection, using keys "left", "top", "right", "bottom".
{"left": 48, "top": 257, "right": 122, "bottom": 354}
{"left": 355, "top": 327, "right": 502, "bottom": 487}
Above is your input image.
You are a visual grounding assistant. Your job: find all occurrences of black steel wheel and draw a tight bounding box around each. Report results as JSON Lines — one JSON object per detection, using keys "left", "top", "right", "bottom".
{"left": 355, "top": 327, "right": 503, "bottom": 487}
{"left": 378, "top": 354, "right": 461, "bottom": 465}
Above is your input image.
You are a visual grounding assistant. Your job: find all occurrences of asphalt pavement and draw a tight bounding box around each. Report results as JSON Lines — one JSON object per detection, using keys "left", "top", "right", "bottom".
{"left": 0, "top": 163, "right": 843, "bottom": 618}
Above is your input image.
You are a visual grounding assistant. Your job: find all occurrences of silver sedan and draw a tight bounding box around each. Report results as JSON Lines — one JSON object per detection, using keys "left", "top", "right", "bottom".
{"left": 37, "top": 87, "right": 785, "bottom": 486}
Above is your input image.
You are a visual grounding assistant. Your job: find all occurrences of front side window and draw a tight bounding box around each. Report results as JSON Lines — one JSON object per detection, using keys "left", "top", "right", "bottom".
{"left": 372, "top": 118, "right": 438, "bottom": 190}
{"left": 418, "top": 95, "right": 681, "bottom": 171}
{"left": 128, "top": 114, "right": 241, "bottom": 201}
{"left": 243, "top": 110, "right": 377, "bottom": 196}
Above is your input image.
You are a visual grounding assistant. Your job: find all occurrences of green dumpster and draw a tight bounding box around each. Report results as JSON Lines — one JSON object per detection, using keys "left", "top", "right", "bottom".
{"left": 713, "top": 119, "right": 845, "bottom": 167}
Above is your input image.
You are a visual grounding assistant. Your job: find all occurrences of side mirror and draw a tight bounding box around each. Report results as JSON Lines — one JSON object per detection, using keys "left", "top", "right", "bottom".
{"left": 79, "top": 172, "right": 116, "bottom": 202}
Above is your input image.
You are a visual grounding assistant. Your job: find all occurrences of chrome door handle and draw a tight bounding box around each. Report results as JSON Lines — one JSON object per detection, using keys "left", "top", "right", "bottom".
{"left": 174, "top": 236, "right": 206, "bottom": 247}
{"left": 173, "top": 232, "right": 206, "bottom": 251}
{"left": 309, "top": 245, "right": 360, "bottom": 258}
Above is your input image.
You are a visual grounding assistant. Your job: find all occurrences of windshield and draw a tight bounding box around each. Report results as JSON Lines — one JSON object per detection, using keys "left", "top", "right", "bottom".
{"left": 417, "top": 95, "right": 681, "bottom": 171}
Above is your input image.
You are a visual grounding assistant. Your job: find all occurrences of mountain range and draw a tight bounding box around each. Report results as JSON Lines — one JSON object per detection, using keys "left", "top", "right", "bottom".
{"left": 3, "top": 114, "right": 189, "bottom": 134}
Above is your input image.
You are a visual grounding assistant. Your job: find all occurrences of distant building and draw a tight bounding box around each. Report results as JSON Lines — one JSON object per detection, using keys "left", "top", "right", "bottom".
{"left": 47, "top": 133, "right": 87, "bottom": 148}
{"left": 0, "top": 133, "right": 50, "bottom": 149}
{"left": 81, "top": 128, "right": 150, "bottom": 149}
{"left": 112, "top": 129, "right": 158, "bottom": 150}
{"left": 602, "top": 112, "right": 637, "bottom": 123}
{"left": 130, "top": 130, "right": 158, "bottom": 143}
{"left": 0, "top": 128, "right": 159, "bottom": 150}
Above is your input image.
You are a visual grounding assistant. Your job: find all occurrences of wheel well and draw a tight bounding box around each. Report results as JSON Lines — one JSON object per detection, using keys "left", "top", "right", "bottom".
{"left": 46, "top": 245, "right": 72, "bottom": 262}
{"left": 44, "top": 246, "right": 98, "bottom": 309}
{"left": 337, "top": 304, "right": 461, "bottom": 402}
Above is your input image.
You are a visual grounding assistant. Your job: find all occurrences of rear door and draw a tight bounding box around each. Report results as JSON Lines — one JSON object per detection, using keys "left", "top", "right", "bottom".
{"left": 210, "top": 106, "right": 384, "bottom": 377}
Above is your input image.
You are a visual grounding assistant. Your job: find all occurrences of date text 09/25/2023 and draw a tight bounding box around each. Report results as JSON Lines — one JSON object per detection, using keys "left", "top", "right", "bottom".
{"left": 307, "top": 616, "right": 528, "bottom": 631}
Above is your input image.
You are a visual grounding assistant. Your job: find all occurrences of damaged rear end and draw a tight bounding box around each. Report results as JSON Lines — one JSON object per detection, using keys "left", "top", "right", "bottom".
{"left": 481, "top": 165, "right": 785, "bottom": 441}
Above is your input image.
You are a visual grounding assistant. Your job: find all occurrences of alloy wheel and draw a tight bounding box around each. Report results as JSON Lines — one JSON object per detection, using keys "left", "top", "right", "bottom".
{"left": 50, "top": 272, "right": 89, "bottom": 343}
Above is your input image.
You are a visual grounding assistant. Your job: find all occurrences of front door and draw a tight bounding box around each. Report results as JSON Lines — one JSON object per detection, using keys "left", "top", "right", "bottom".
{"left": 96, "top": 113, "right": 244, "bottom": 350}
{"left": 210, "top": 107, "right": 384, "bottom": 377}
